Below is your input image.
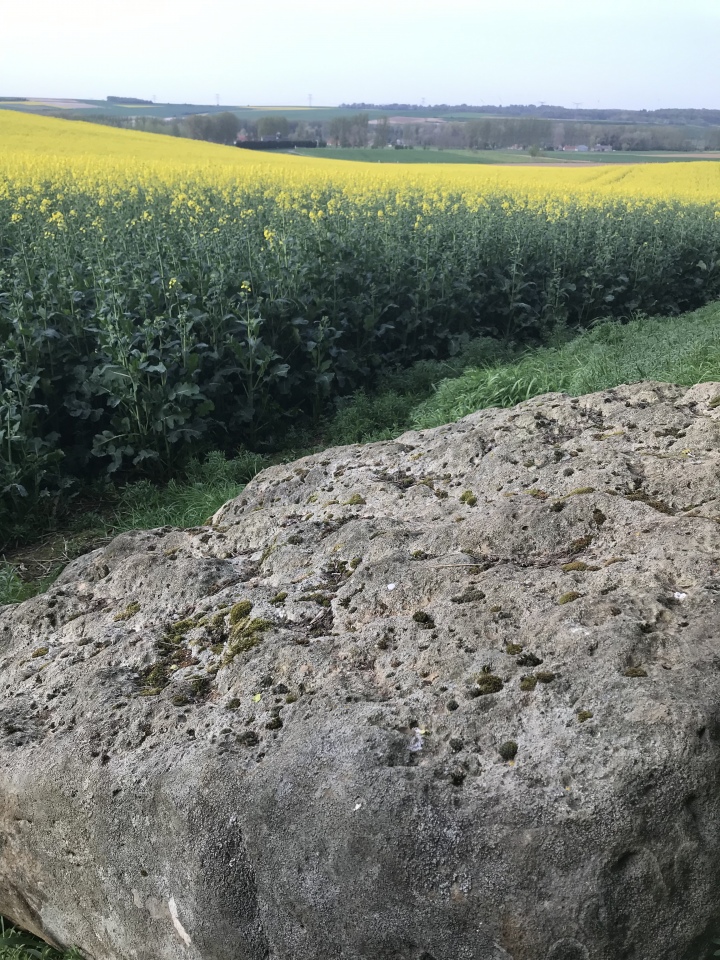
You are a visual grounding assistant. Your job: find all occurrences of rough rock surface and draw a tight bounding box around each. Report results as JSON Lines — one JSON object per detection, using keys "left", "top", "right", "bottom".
{"left": 2, "top": 381, "right": 720, "bottom": 960}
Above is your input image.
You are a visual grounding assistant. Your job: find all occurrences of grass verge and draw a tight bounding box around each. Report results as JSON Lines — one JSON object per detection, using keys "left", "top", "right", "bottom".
{"left": 413, "top": 302, "right": 720, "bottom": 428}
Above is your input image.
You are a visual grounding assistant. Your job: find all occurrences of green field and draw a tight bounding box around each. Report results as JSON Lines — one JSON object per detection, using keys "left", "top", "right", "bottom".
{"left": 293, "top": 146, "right": 720, "bottom": 165}
{"left": 293, "top": 147, "right": 510, "bottom": 164}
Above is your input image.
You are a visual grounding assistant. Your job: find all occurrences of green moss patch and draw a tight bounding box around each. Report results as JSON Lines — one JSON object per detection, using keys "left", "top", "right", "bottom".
{"left": 113, "top": 601, "right": 140, "bottom": 622}
{"left": 229, "top": 600, "right": 254, "bottom": 624}
{"left": 623, "top": 666, "right": 648, "bottom": 678}
{"left": 224, "top": 617, "right": 271, "bottom": 663}
{"left": 475, "top": 672, "right": 504, "bottom": 695}
{"left": 558, "top": 591, "right": 582, "bottom": 605}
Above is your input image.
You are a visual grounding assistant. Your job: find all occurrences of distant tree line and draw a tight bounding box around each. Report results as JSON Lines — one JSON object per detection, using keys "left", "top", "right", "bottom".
{"left": 73, "top": 109, "right": 720, "bottom": 152}
{"left": 106, "top": 96, "right": 154, "bottom": 105}
{"left": 341, "top": 103, "right": 720, "bottom": 128}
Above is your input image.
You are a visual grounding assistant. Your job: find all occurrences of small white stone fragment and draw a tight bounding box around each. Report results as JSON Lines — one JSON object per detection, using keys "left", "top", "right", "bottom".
{"left": 408, "top": 729, "right": 424, "bottom": 752}
{"left": 387, "top": 583, "right": 396, "bottom": 591}
{"left": 674, "top": 592, "right": 687, "bottom": 601}
{"left": 168, "top": 896, "right": 192, "bottom": 946}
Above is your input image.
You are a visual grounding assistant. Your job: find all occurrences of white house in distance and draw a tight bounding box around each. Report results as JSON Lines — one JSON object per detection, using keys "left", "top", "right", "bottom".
{"left": 562, "top": 143, "right": 613, "bottom": 153}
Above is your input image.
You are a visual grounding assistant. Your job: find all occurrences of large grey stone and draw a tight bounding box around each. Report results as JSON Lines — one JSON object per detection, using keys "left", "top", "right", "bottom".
{"left": 2, "top": 381, "right": 720, "bottom": 959}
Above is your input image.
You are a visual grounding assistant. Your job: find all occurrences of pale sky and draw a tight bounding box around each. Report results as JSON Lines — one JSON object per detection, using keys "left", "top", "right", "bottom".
{"left": 2, "top": 0, "right": 718, "bottom": 110}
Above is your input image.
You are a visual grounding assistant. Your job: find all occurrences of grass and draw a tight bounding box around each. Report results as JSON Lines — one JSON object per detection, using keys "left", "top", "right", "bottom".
{"left": 412, "top": 301, "right": 720, "bottom": 428}
{"left": 293, "top": 147, "right": 512, "bottom": 164}
{"left": 0, "top": 918, "right": 81, "bottom": 959}
{"left": 292, "top": 147, "right": 720, "bottom": 165}
{"left": 109, "top": 450, "right": 267, "bottom": 532}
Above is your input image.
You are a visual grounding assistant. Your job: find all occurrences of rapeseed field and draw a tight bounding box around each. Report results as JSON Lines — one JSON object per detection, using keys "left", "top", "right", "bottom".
{"left": 1, "top": 109, "right": 720, "bottom": 539}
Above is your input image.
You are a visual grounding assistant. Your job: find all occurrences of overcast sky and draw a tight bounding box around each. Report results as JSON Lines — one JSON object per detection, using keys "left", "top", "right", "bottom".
{"left": 2, "top": 0, "right": 718, "bottom": 110}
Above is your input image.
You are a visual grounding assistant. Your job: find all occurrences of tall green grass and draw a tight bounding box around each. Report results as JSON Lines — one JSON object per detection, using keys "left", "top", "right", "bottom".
{"left": 0, "top": 918, "right": 81, "bottom": 960}
{"left": 412, "top": 302, "right": 720, "bottom": 428}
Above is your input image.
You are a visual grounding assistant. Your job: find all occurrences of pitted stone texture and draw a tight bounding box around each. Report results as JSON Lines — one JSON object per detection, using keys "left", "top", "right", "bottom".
{"left": 2, "top": 381, "right": 720, "bottom": 960}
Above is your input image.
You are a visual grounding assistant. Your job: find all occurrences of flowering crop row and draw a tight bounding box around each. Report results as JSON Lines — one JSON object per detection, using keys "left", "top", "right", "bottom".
{"left": 2, "top": 110, "right": 720, "bottom": 537}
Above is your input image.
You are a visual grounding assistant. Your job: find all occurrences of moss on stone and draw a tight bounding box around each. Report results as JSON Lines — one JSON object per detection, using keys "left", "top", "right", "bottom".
{"left": 31, "top": 646, "right": 49, "bottom": 658}
{"left": 300, "top": 592, "right": 332, "bottom": 607}
{"left": 221, "top": 617, "right": 272, "bottom": 664}
{"left": 114, "top": 601, "right": 140, "bottom": 622}
{"left": 459, "top": 490, "right": 478, "bottom": 506}
{"left": 558, "top": 591, "right": 582, "bottom": 605}
{"left": 498, "top": 740, "right": 518, "bottom": 761}
{"left": 577, "top": 710, "right": 593, "bottom": 723}
{"left": 451, "top": 588, "right": 486, "bottom": 604}
{"left": 624, "top": 492, "right": 675, "bottom": 515}
{"left": 623, "top": 666, "right": 648, "bottom": 678}
{"left": 536, "top": 671, "right": 556, "bottom": 683}
{"left": 505, "top": 643, "right": 524, "bottom": 655}
{"left": 344, "top": 494, "right": 366, "bottom": 506}
{"left": 229, "top": 600, "right": 253, "bottom": 624}
{"left": 165, "top": 616, "right": 201, "bottom": 641}
{"left": 270, "top": 592, "right": 288, "bottom": 605}
{"left": 520, "top": 676, "right": 537, "bottom": 692}
{"left": 475, "top": 672, "right": 503, "bottom": 695}
{"left": 569, "top": 535, "right": 593, "bottom": 554}
{"left": 139, "top": 662, "right": 169, "bottom": 695}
